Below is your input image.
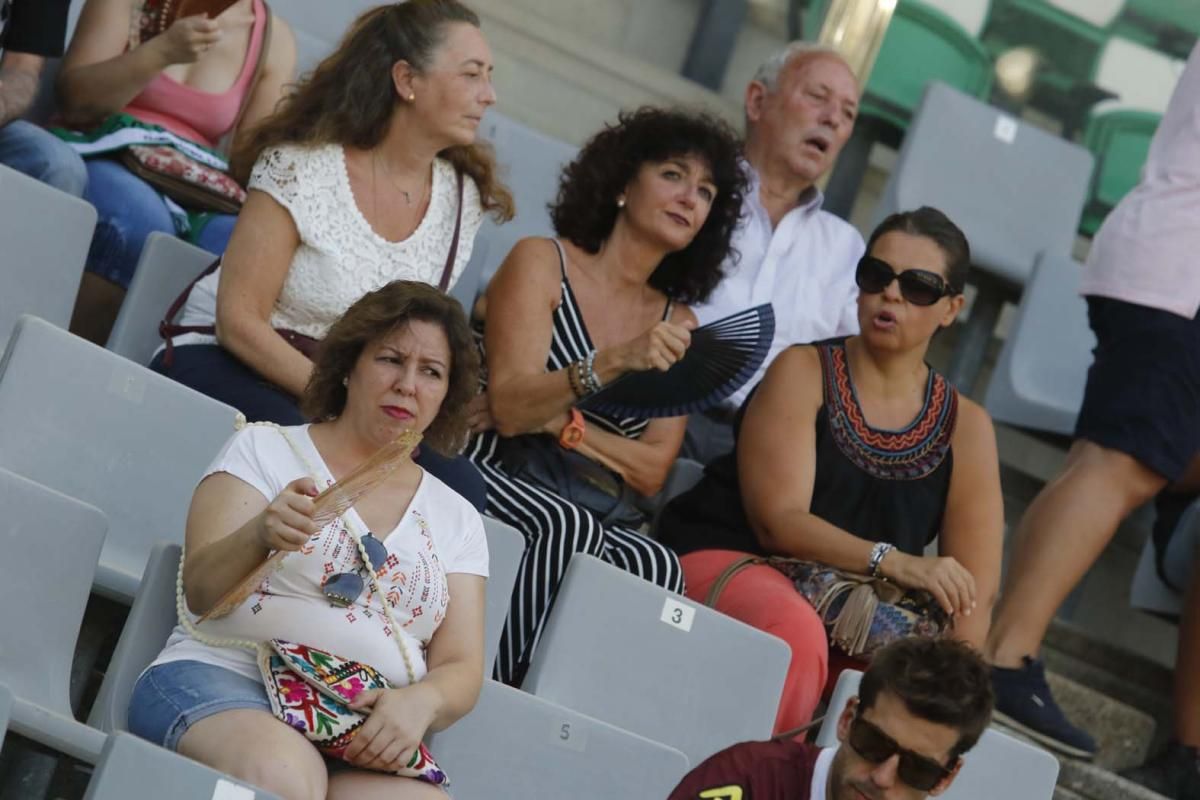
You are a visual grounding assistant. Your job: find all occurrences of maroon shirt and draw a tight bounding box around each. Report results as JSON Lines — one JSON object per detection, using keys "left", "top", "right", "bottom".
{"left": 669, "top": 740, "right": 825, "bottom": 800}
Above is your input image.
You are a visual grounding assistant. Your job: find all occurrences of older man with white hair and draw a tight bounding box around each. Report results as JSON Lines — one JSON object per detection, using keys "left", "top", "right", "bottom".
{"left": 684, "top": 42, "right": 864, "bottom": 464}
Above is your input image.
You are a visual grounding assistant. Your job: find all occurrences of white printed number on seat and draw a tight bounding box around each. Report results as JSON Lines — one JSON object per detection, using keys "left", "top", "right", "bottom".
{"left": 660, "top": 597, "right": 695, "bottom": 632}
{"left": 211, "top": 779, "right": 255, "bottom": 800}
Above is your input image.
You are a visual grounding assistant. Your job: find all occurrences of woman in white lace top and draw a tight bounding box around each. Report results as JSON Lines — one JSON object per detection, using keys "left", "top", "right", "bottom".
{"left": 152, "top": 0, "right": 513, "bottom": 508}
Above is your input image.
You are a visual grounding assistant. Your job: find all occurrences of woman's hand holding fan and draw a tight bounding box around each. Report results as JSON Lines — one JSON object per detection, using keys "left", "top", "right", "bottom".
{"left": 198, "top": 429, "right": 424, "bottom": 621}
{"left": 613, "top": 319, "right": 695, "bottom": 373}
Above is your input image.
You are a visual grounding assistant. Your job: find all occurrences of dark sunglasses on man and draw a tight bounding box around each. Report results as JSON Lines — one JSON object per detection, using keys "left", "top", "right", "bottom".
{"left": 855, "top": 255, "right": 957, "bottom": 307}
{"left": 847, "top": 711, "right": 957, "bottom": 791}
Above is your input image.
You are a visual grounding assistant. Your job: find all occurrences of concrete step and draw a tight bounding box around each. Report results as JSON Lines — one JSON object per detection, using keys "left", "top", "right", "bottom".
{"left": 999, "top": 721, "right": 1168, "bottom": 800}
{"left": 1043, "top": 672, "right": 1155, "bottom": 772}
{"left": 1045, "top": 619, "right": 1175, "bottom": 757}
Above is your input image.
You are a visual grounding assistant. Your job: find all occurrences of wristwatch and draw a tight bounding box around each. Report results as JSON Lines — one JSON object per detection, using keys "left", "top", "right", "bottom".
{"left": 868, "top": 542, "right": 894, "bottom": 578}
{"left": 558, "top": 408, "right": 585, "bottom": 450}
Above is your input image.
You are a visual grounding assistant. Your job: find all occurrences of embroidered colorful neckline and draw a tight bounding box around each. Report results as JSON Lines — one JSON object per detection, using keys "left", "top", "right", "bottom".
{"left": 819, "top": 341, "right": 957, "bottom": 481}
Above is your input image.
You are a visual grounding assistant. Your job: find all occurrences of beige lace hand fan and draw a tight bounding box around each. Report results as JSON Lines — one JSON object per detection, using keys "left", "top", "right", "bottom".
{"left": 199, "top": 429, "right": 423, "bottom": 621}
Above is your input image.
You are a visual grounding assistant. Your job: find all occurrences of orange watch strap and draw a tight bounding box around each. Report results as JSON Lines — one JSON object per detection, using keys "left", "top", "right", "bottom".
{"left": 559, "top": 407, "right": 585, "bottom": 449}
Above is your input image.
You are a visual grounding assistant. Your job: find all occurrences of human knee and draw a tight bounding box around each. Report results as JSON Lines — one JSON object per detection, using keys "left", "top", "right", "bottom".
{"left": 229, "top": 749, "right": 326, "bottom": 800}
{"left": 40, "top": 149, "right": 88, "bottom": 197}
{"left": 1070, "top": 441, "right": 1166, "bottom": 505}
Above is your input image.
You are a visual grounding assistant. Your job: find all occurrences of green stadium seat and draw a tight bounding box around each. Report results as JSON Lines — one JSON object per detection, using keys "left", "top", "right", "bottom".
{"left": 1079, "top": 107, "right": 1161, "bottom": 235}
{"left": 824, "top": 0, "right": 994, "bottom": 218}
{"left": 862, "top": 0, "right": 994, "bottom": 131}
{"left": 1115, "top": 0, "right": 1200, "bottom": 59}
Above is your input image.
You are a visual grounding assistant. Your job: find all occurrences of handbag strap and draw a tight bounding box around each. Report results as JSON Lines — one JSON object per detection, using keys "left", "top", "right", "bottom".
{"left": 437, "top": 169, "right": 465, "bottom": 292}
{"left": 703, "top": 554, "right": 770, "bottom": 608}
{"left": 158, "top": 256, "right": 223, "bottom": 368}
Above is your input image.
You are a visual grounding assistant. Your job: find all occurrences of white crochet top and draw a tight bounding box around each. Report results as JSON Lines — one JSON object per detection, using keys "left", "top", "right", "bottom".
{"left": 169, "top": 143, "right": 484, "bottom": 347}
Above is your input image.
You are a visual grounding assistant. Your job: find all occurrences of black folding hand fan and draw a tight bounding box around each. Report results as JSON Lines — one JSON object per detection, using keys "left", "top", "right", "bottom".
{"left": 578, "top": 303, "right": 775, "bottom": 419}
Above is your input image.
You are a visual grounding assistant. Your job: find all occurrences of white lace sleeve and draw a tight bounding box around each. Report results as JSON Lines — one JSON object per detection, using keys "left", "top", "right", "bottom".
{"left": 247, "top": 145, "right": 312, "bottom": 228}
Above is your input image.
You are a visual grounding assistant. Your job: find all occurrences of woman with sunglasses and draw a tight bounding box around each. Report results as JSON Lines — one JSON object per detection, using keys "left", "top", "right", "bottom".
{"left": 128, "top": 281, "right": 487, "bottom": 800}
{"left": 657, "top": 206, "right": 1004, "bottom": 736}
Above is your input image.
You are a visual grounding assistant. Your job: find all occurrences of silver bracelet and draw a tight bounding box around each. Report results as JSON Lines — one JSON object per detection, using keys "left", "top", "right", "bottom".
{"left": 868, "top": 542, "right": 894, "bottom": 578}
{"left": 582, "top": 350, "right": 602, "bottom": 394}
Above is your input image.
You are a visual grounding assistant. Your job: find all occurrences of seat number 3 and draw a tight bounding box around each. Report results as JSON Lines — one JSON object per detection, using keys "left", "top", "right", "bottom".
{"left": 660, "top": 597, "right": 695, "bottom": 632}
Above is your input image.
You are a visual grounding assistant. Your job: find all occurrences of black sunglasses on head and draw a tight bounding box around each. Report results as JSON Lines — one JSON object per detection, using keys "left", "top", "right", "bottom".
{"left": 847, "top": 713, "right": 956, "bottom": 791}
{"left": 856, "top": 256, "right": 955, "bottom": 307}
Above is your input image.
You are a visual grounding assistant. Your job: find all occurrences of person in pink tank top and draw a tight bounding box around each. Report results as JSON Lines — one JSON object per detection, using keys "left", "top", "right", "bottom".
{"left": 56, "top": 0, "right": 296, "bottom": 344}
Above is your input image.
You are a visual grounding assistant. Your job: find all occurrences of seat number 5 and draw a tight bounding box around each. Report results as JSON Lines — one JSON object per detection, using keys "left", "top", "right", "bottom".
{"left": 660, "top": 597, "right": 695, "bottom": 632}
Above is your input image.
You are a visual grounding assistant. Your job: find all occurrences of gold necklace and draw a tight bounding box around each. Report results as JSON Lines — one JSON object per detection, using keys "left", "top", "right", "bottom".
{"left": 372, "top": 149, "right": 429, "bottom": 208}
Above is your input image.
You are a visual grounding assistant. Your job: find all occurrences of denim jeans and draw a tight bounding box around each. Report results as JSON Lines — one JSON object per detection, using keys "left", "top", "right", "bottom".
{"left": 0, "top": 120, "right": 87, "bottom": 196}
{"left": 83, "top": 158, "right": 236, "bottom": 289}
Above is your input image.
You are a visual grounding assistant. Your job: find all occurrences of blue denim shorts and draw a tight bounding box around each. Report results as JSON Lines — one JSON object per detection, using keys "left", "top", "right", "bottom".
{"left": 128, "top": 660, "right": 272, "bottom": 751}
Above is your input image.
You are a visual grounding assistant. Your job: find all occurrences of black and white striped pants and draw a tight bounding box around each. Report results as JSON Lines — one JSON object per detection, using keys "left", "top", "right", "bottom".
{"left": 466, "top": 431, "right": 685, "bottom": 685}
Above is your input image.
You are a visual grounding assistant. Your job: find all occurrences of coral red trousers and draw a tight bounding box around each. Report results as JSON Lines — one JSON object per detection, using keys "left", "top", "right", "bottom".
{"left": 680, "top": 550, "right": 831, "bottom": 734}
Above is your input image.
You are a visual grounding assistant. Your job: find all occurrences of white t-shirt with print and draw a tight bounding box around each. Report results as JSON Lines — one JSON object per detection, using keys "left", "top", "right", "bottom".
{"left": 150, "top": 423, "right": 490, "bottom": 687}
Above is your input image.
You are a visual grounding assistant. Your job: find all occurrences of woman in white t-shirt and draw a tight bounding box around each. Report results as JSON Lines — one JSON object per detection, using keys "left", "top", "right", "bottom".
{"left": 151, "top": 0, "right": 514, "bottom": 510}
{"left": 129, "top": 280, "right": 488, "bottom": 800}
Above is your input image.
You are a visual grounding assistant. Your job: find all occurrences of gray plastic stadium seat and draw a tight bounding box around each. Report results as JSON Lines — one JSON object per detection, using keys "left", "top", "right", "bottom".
{"left": 984, "top": 251, "right": 1095, "bottom": 435}
{"left": 0, "top": 163, "right": 97, "bottom": 350}
{"left": 0, "top": 467, "right": 108, "bottom": 762}
{"left": 1129, "top": 497, "right": 1200, "bottom": 616}
{"left": 0, "top": 682, "right": 11, "bottom": 752}
{"left": 482, "top": 517, "right": 525, "bottom": 672}
{"left": 816, "top": 670, "right": 1060, "bottom": 800}
{"left": 107, "top": 233, "right": 216, "bottom": 366}
{"left": 470, "top": 113, "right": 579, "bottom": 292}
{"left": 426, "top": 679, "right": 690, "bottom": 800}
{"left": 872, "top": 82, "right": 1093, "bottom": 389}
{"left": 0, "top": 316, "right": 242, "bottom": 602}
{"left": 83, "top": 732, "right": 282, "bottom": 800}
{"left": 521, "top": 555, "right": 790, "bottom": 765}
{"left": 873, "top": 83, "right": 1092, "bottom": 288}
{"left": 88, "top": 543, "right": 182, "bottom": 734}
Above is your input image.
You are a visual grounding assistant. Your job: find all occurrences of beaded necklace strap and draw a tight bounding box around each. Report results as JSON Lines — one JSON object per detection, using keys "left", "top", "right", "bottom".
{"left": 175, "top": 421, "right": 419, "bottom": 686}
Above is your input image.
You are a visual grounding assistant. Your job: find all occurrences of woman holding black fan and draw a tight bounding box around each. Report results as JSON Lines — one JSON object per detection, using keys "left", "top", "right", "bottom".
{"left": 657, "top": 207, "right": 1005, "bottom": 737}
{"left": 466, "top": 107, "right": 747, "bottom": 686}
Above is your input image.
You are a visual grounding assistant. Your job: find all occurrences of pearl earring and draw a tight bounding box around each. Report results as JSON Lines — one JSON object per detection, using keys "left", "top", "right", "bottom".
{"left": 342, "top": 377, "right": 349, "bottom": 387}
{"left": 408, "top": 93, "right": 416, "bottom": 102}
{"left": 617, "top": 197, "right": 626, "bottom": 208}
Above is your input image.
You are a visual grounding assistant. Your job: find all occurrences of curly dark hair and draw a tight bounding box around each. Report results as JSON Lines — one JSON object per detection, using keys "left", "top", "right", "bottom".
{"left": 859, "top": 637, "right": 994, "bottom": 761}
{"left": 550, "top": 107, "right": 747, "bottom": 305}
{"left": 301, "top": 281, "right": 480, "bottom": 455}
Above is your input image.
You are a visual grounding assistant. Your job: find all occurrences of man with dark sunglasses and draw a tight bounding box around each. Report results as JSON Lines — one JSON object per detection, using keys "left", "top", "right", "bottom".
{"left": 0, "top": 0, "right": 85, "bottom": 194}
{"left": 668, "top": 637, "right": 994, "bottom": 800}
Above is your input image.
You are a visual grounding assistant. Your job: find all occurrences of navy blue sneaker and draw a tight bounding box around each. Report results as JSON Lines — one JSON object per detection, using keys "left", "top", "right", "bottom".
{"left": 991, "top": 657, "right": 1097, "bottom": 759}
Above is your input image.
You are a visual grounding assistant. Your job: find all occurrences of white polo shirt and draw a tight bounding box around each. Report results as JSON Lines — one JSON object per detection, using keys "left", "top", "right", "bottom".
{"left": 694, "top": 165, "right": 865, "bottom": 409}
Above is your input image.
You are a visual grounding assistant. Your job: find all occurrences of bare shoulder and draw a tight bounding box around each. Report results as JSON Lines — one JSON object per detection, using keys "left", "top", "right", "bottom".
{"left": 670, "top": 303, "right": 698, "bottom": 328}
{"left": 488, "top": 237, "right": 563, "bottom": 306}
{"left": 266, "top": 12, "right": 297, "bottom": 63}
{"left": 951, "top": 393, "right": 998, "bottom": 452}
{"left": 769, "top": 344, "right": 822, "bottom": 384}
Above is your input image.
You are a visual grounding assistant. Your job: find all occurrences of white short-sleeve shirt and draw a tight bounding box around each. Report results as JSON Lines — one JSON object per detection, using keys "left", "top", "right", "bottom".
{"left": 168, "top": 143, "right": 485, "bottom": 348}
{"left": 151, "top": 424, "right": 489, "bottom": 687}
{"left": 692, "top": 165, "right": 866, "bottom": 409}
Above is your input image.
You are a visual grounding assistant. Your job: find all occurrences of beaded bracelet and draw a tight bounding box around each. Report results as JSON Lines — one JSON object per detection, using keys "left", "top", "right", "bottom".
{"left": 581, "top": 351, "right": 602, "bottom": 394}
{"left": 566, "top": 361, "right": 585, "bottom": 399}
